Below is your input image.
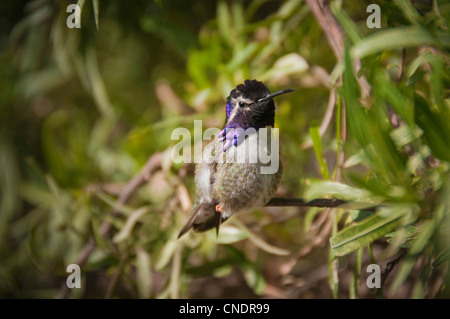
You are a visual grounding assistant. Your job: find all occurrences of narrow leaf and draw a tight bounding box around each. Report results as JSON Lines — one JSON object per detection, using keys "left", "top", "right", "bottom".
{"left": 231, "top": 219, "right": 290, "bottom": 256}
{"left": 394, "top": 0, "right": 423, "bottom": 25}
{"left": 328, "top": 213, "right": 339, "bottom": 298}
{"left": 349, "top": 247, "right": 363, "bottom": 299}
{"left": 433, "top": 247, "right": 450, "bottom": 267}
{"left": 352, "top": 27, "right": 450, "bottom": 59}
{"left": 330, "top": 207, "right": 409, "bottom": 257}
{"left": 305, "top": 180, "right": 373, "bottom": 202}
{"left": 113, "top": 207, "right": 149, "bottom": 243}
{"left": 92, "top": 0, "right": 99, "bottom": 31}
{"left": 390, "top": 220, "right": 435, "bottom": 293}
{"left": 310, "top": 120, "right": 330, "bottom": 179}
{"left": 136, "top": 247, "right": 152, "bottom": 299}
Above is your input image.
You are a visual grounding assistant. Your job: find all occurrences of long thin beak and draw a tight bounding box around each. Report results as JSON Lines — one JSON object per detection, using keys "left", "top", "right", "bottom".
{"left": 258, "top": 88, "right": 295, "bottom": 102}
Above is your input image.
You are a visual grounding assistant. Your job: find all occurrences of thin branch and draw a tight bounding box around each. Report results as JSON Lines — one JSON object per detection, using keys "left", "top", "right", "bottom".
{"left": 266, "top": 197, "right": 345, "bottom": 208}
{"left": 56, "top": 153, "right": 162, "bottom": 299}
{"left": 280, "top": 207, "right": 335, "bottom": 276}
{"left": 305, "top": 0, "right": 371, "bottom": 98}
{"left": 380, "top": 250, "right": 406, "bottom": 288}
{"left": 305, "top": 0, "right": 344, "bottom": 60}
{"left": 265, "top": 197, "right": 378, "bottom": 212}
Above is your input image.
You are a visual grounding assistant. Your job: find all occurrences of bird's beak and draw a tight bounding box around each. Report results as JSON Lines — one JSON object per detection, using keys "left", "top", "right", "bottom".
{"left": 258, "top": 88, "right": 295, "bottom": 102}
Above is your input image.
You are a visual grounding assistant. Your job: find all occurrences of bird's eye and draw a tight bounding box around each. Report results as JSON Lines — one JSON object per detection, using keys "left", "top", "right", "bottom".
{"left": 238, "top": 102, "right": 245, "bottom": 108}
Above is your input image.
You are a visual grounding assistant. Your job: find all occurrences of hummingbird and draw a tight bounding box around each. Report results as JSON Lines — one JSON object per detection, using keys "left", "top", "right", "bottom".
{"left": 177, "top": 79, "right": 294, "bottom": 238}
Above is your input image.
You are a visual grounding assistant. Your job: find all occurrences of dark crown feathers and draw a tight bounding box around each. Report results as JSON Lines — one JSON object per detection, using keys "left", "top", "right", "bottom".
{"left": 229, "top": 79, "right": 270, "bottom": 101}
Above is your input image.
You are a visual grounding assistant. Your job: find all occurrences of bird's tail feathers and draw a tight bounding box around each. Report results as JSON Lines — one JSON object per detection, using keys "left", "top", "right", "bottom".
{"left": 177, "top": 201, "right": 223, "bottom": 238}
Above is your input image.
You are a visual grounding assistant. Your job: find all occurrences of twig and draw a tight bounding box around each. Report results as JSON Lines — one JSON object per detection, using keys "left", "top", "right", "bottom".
{"left": 268, "top": 196, "right": 379, "bottom": 275}
{"left": 56, "top": 153, "right": 161, "bottom": 299}
{"left": 265, "top": 197, "right": 378, "bottom": 212}
{"left": 305, "top": 0, "right": 344, "bottom": 60}
{"left": 155, "top": 79, "right": 196, "bottom": 115}
{"left": 381, "top": 250, "right": 406, "bottom": 288}
{"left": 266, "top": 197, "right": 344, "bottom": 207}
{"left": 280, "top": 208, "right": 335, "bottom": 276}
{"left": 305, "top": 0, "right": 371, "bottom": 98}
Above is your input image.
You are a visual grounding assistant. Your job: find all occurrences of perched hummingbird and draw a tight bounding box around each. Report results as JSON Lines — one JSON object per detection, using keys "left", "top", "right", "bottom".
{"left": 178, "top": 79, "right": 294, "bottom": 238}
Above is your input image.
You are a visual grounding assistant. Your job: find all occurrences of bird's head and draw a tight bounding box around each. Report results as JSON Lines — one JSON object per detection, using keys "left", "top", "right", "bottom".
{"left": 224, "top": 79, "right": 294, "bottom": 130}
{"left": 218, "top": 79, "right": 294, "bottom": 152}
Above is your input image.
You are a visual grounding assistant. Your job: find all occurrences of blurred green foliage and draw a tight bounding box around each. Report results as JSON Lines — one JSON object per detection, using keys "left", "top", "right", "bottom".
{"left": 0, "top": 0, "right": 449, "bottom": 299}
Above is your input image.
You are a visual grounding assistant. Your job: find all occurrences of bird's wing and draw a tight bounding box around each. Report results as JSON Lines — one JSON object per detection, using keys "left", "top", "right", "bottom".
{"left": 178, "top": 141, "right": 220, "bottom": 238}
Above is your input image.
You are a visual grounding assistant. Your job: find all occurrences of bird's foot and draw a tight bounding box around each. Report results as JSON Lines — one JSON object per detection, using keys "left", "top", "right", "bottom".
{"left": 215, "top": 203, "right": 224, "bottom": 213}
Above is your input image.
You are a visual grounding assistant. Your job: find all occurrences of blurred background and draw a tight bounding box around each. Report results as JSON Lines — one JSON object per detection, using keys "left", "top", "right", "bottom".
{"left": 0, "top": 0, "right": 449, "bottom": 298}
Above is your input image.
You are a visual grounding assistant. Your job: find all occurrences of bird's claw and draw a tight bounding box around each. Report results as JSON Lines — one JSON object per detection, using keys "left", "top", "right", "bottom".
{"left": 215, "top": 203, "right": 224, "bottom": 213}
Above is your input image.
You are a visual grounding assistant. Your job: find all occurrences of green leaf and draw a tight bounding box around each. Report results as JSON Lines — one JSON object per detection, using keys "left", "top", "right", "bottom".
{"left": 309, "top": 120, "right": 330, "bottom": 179}
{"left": 243, "top": 266, "right": 265, "bottom": 295}
{"left": 414, "top": 94, "right": 450, "bottom": 162}
{"left": 169, "top": 242, "right": 182, "bottom": 299}
{"left": 332, "top": 94, "right": 342, "bottom": 180}
{"left": 349, "top": 247, "right": 363, "bottom": 299}
{"left": 136, "top": 247, "right": 152, "bottom": 298}
{"left": 390, "top": 125, "right": 422, "bottom": 149}
{"left": 351, "top": 27, "right": 450, "bottom": 59}
{"left": 433, "top": 247, "right": 450, "bottom": 267}
{"left": 342, "top": 46, "right": 366, "bottom": 147}
{"left": 385, "top": 225, "right": 417, "bottom": 238}
{"left": 230, "top": 219, "right": 290, "bottom": 256}
{"left": 330, "top": 2, "right": 362, "bottom": 44}
{"left": 226, "top": 42, "right": 258, "bottom": 71}
{"left": 96, "top": 192, "right": 135, "bottom": 215}
{"left": 390, "top": 220, "right": 435, "bottom": 293}
{"left": 225, "top": 246, "right": 265, "bottom": 295}
{"left": 427, "top": 54, "right": 446, "bottom": 110}
{"left": 155, "top": 239, "right": 177, "bottom": 270}
{"left": 305, "top": 180, "right": 373, "bottom": 202}
{"left": 246, "top": 0, "right": 271, "bottom": 21}
{"left": 394, "top": 0, "right": 423, "bottom": 25}
{"left": 343, "top": 150, "right": 365, "bottom": 168}
{"left": 350, "top": 210, "right": 376, "bottom": 223}
{"left": 386, "top": 224, "right": 417, "bottom": 248}
{"left": 209, "top": 225, "right": 249, "bottom": 244}
{"left": 259, "top": 53, "right": 308, "bottom": 82}
{"left": 373, "top": 69, "right": 414, "bottom": 127}
{"left": 304, "top": 207, "right": 320, "bottom": 232}
{"left": 330, "top": 206, "right": 409, "bottom": 257}
{"left": 113, "top": 207, "right": 149, "bottom": 243}
{"left": 328, "top": 215, "right": 339, "bottom": 299}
